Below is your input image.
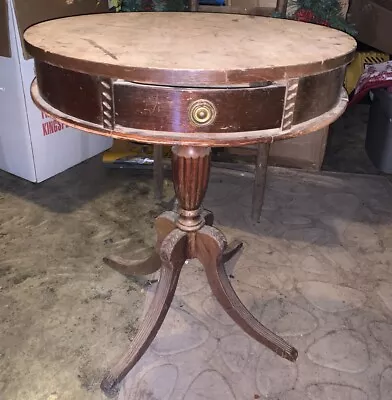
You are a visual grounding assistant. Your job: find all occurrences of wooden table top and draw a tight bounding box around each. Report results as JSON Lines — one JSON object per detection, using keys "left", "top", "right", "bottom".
{"left": 24, "top": 12, "right": 356, "bottom": 86}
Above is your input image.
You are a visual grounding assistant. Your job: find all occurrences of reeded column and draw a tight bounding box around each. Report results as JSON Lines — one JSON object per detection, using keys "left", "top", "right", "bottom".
{"left": 171, "top": 146, "right": 211, "bottom": 232}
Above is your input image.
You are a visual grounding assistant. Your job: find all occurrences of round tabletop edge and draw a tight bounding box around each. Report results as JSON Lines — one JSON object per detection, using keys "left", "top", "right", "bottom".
{"left": 23, "top": 12, "right": 357, "bottom": 86}
{"left": 24, "top": 41, "right": 356, "bottom": 86}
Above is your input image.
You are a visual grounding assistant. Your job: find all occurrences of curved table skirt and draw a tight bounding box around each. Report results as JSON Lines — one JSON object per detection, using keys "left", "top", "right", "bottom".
{"left": 31, "top": 80, "right": 348, "bottom": 147}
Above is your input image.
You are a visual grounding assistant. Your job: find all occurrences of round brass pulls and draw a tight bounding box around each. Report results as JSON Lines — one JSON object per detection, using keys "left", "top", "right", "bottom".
{"left": 188, "top": 99, "right": 217, "bottom": 127}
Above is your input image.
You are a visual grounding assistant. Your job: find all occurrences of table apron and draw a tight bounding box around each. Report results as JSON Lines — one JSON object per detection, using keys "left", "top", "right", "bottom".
{"left": 35, "top": 60, "right": 346, "bottom": 137}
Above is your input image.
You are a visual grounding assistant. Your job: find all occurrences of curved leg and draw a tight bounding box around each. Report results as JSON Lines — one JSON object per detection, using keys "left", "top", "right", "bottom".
{"left": 101, "top": 229, "right": 188, "bottom": 397}
{"left": 103, "top": 211, "right": 177, "bottom": 277}
{"left": 222, "top": 239, "right": 243, "bottom": 264}
{"left": 102, "top": 253, "right": 162, "bottom": 278}
{"left": 202, "top": 208, "right": 243, "bottom": 262}
{"left": 196, "top": 225, "right": 298, "bottom": 362}
{"left": 202, "top": 208, "right": 214, "bottom": 226}
{"left": 103, "top": 208, "right": 239, "bottom": 278}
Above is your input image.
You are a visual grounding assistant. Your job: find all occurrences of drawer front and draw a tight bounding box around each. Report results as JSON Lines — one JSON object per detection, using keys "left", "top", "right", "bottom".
{"left": 35, "top": 61, "right": 286, "bottom": 133}
{"left": 35, "top": 60, "right": 346, "bottom": 137}
{"left": 113, "top": 82, "right": 286, "bottom": 133}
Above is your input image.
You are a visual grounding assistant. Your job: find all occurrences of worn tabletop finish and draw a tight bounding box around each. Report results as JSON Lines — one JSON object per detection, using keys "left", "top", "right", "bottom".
{"left": 24, "top": 12, "right": 357, "bottom": 396}
{"left": 24, "top": 12, "right": 356, "bottom": 85}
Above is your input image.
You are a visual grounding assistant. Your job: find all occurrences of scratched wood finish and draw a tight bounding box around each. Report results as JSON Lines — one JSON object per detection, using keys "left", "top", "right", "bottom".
{"left": 293, "top": 67, "right": 345, "bottom": 124}
{"left": 31, "top": 79, "right": 350, "bottom": 147}
{"left": 27, "top": 13, "right": 356, "bottom": 146}
{"left": 24, "top": 13, "right": 357, "bottom": 398}
{"left": 35, "top": 61, "right": 103, "bottom": 125}
{"left": 114, "top": 82, "right": 285, "bottom": 132}
{"left": 24, "top": 13, "right": 356, "bottom": 86}
{"left": 33, "top": 60, "right": 347, "bottom": 139}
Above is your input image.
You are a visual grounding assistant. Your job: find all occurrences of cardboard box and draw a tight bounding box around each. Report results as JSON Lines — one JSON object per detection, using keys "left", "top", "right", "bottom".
{"left": 348, "top": 0, "right": 392, "bottom": 55}
{"left": 228, "top": 127, "right": 329, "bottom": 171}
{"left": 269, "top": 127, "right": 329, "bottom": 170}
{"left": 2, "top": 0, "right": 110, "bottom": 58}
{"left": 0, "top": 0, "right": 112, "bottom": 182}
{"left": 0, "top": 0, "right": 10, "bottom": 58}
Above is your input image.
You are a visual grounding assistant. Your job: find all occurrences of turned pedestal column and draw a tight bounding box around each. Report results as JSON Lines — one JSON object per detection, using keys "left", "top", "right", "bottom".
{"left": 100, "top": 146, "right": 297, "bottom": 396}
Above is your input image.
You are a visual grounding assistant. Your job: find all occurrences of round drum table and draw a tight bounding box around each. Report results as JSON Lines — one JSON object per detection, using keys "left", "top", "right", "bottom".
{"left": 24, "top": 12, "right": 356, "bottom": 397}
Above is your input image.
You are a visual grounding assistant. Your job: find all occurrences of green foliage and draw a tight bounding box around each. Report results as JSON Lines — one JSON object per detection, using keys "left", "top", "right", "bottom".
{"left": 292, "top": 0, "right": 342, "bottom": 17}
{"left": 290, "top": 0, "right": 357, "bottom": 35}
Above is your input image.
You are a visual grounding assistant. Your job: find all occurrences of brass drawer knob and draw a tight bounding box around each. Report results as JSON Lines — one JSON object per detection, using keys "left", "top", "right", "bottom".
{"left": 189, "top": 99, "right": 217, "bottom": 127}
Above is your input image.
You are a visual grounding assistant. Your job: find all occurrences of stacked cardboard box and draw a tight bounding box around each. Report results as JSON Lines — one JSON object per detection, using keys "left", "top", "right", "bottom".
{"left": 0, "top": 0, "right": 112, "bottom": 182}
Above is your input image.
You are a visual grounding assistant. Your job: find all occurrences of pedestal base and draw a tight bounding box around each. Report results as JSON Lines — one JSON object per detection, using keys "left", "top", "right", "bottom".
{"left": 101, "top": 209, "right": 298, "bottom": 397}
{"left": 103, "top": 209, "right": 241, "bottom": 278}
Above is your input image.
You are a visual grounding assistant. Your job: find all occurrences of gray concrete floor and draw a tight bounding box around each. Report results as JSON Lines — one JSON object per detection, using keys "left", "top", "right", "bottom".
{"left": 0, "top": 159, "right": 170, "bottom": 400}
{"left": 1, "top": 158, "right": 392, "bottom": 400}
{"left": 120, "top": 168, "right": 392, "bottom": 400}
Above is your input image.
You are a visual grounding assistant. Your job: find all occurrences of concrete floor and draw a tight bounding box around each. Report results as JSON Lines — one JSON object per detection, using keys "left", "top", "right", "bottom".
{"left": 1, "top": 158, "right": 392, "bottom": 400}
{"left": 0, "top": 159, "right": 169, "bottom": 400}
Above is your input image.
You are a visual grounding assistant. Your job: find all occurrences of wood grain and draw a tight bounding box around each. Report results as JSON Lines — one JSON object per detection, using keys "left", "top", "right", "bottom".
{"left": 31, "top": 80, "right": 349, "bottom": 147}
{"left": 35, "top": 61, "right": 102, "bottom": 125}
{"left": 293, "top": 67, "right": 345, "bottom": 125}
{"left": 172, "top": 147, "right": 211, "bottom": 232}
{"left": 24, "top": 13, "right": 356, "bottom": 85}
{"left": 33, "top": 62, "right": 347, "bottom": 142}
{"left": 196, "top": 225, "right": 298, "bottom": 362}
{"left": 172, "top": 147, "right": 211, "bottom": 211}
{"left": 114, "top": 81, "right": 285, "bottom": 133}
{"left": 101, "top": 229, "right": 188, "bottom": 397}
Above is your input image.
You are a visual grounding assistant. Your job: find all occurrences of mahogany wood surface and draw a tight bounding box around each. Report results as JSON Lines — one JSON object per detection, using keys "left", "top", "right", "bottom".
{"left": 34, "top": 61, "right": 346, "bottom": 139}
{"left": 113, "top": 80, "right": 286, "bottom": 133}
{"left": 26, "top": 13, "right": 356, "bottom": 147}
{"left": 99, "top": 146, "right": 292, "bottom": 397}
{"left": 30, "top": 80, "right": 350, "bottom": 147}
{"left": 103, "top": 209, "right": 243, "bottom": 278}
{"left": 101, "top": 229, "right": 189, "bottom": 397}
{"left": 24, "top": 13, "right": 357, "bottom": 397}
{"left": 24, "top": 13, "right": 355, "bottom": 85}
